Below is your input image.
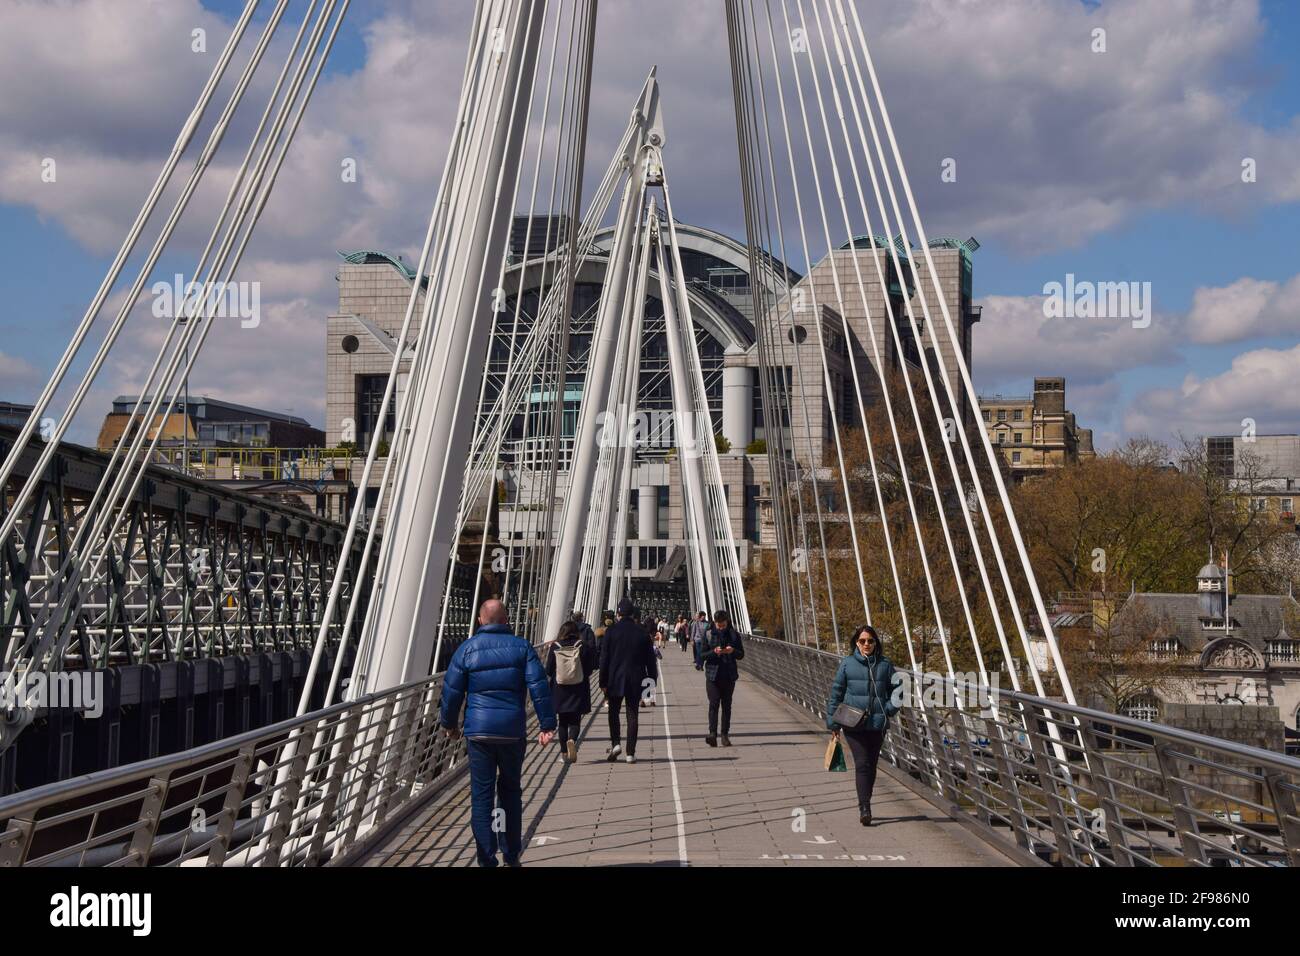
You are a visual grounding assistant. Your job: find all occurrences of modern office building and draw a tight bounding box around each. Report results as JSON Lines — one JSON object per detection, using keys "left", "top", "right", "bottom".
{"left": 98, "top": 395, "right": 324, "bottom": 453}
{"left": 1204, "top": 433, "right": 1300, "bottom": 528}
{"left": 96, "top": 396, "right": 340, "bottom": 517}
{"left": 978, "top": 377, "right": 1094, "bottom": 480}
{"left": 324, "top": 219, "right": 979, "bottom": 584}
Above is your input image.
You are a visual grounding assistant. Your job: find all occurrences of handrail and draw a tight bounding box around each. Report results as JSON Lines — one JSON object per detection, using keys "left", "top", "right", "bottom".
{"left": 0, "top": 672, "right": 453, "bottom": 867}
{"left": 742, "top": 636, "right": 1300, "bottom": 867}
{"left": 2, "top": 635, "right": 1296, "bottom": 867}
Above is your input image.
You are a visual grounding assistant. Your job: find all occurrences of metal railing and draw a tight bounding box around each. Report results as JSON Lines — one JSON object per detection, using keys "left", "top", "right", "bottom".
{"left": 0, "top": 673, "right": 460, "bottom": 867}
{"left": 742, "top": 636, "right": 1300, "bottom": 867}
{"left": 4, "top": 634, "right": 1298, "bottom": 867}
{"left": 0, "top": 633, "right": 546, "bottom": 868}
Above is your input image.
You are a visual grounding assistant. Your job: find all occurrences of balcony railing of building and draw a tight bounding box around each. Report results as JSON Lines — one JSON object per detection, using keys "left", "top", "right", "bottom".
{"left": 150, "top": 447, "right": 359, "bottom": 483}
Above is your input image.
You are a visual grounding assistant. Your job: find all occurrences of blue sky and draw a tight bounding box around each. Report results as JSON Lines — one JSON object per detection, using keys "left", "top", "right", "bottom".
{"left": 0, "top": 0, "right": 1296, "bottom": 450}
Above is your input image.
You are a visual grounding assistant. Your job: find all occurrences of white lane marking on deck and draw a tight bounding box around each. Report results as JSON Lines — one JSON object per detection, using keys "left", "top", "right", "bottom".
{"left": 658, "top": 662, "right": 689, "bottom": 866}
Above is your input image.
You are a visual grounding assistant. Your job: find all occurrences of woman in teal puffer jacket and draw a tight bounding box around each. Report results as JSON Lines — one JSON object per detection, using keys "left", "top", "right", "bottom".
{"left": 825, "top": 624, "right": 899, "bottom": 826}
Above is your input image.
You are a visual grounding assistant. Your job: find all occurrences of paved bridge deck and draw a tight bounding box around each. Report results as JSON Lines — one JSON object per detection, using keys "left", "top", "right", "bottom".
{"left": 364, "top": 646, "right": 1014, "bottom": 867}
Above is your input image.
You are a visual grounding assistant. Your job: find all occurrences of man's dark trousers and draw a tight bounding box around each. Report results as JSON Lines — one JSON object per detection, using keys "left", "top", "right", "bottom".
{"left": 706, "top": 678, "right": 736, "bottom": 735}
{"left": 606, "top": 694, "right": 639, "bottom": 756}
{"left": 466, "top": 738, "right": 525, "bottom": 867}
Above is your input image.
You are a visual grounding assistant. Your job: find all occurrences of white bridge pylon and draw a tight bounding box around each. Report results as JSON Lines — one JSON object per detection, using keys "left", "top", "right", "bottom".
{"left": 347, "top": 19, "right": 752, "bottom": 693}
{"left": 550, "top": 83, "right": 754, "bottom": 640}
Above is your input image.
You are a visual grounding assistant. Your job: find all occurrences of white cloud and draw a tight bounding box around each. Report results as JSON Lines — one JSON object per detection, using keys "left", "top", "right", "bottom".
{"left": 1184, "top": 274, "right": 1300, "bottom": 344}
{"left": 973, "top": 292, "right": 1180, "bottom": 389}
{"left": 1125, "top": 343, "right": 1300, "bottom": 438}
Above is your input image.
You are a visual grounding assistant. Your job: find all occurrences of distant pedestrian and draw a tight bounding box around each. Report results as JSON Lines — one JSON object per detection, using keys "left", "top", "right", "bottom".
{"left": 546, "top": 620, "right": 599, "bottom": 763}
{"left": 599, "top": 597, "right": 658, "bottom": 763}
{"left": 689, "top": 610, "right": 708, "bottom": 670}
{"left": 675, "top": 614, "right": 689, "bottom": 652}
{"left": 641, "top": 614, "right": 661, "bottom": 707}
{"left": 700, "top": 609, "right": 744, "bottom": 748}
{"left": 571, "top": 609, "right": 595, "bottom": 647}
{"left": 825, "top": 624, "right": 898, "bottom": 827}
{"left": 440, "top": 599, "right": 555, "bottom": 867}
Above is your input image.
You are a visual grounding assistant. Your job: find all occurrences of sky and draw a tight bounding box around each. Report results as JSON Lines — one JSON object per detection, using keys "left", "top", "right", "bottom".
{"left": 0, "top": 0, "right": 1297, "bottom": 451}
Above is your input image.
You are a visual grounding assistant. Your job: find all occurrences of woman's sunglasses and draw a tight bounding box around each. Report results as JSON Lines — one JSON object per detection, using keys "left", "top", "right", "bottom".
{"left": 857, "top": 636, "right": 875, "bottom": 645}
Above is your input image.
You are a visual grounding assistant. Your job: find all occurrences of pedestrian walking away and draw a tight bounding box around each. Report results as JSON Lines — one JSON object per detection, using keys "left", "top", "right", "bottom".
{"left": 546, "top": 619, "right": 599, "bottom": 764}
{"left": 440, "top": 599, "right": 556, "bottom": 867}
{"left": 825, "top": 624, "right": 899, "bottom": 827}
{"left": 599, "top": 597, "right": 659, "bottom": 763}
{"left": 642, "top": 613, "right": 661, "bottom": 706}
{"left": 700, "top": 609, "right": 744, "bottom": 748}
{"left": 690, "top": 610, "right": 708, "bottom": 670}
{"left": 571, "top": 609, "right": 596, "bottom": 649}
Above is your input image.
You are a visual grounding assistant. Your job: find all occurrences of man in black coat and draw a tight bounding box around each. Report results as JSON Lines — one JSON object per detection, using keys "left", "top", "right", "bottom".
{"left": 599, "top": 597, "right": 658, "bottom": 764}
{"left": 700, "top": 609, "right": 745, "bottom": 748}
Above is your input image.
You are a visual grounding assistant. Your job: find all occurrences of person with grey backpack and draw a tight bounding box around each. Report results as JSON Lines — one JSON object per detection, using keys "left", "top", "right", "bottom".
{"left": 546, "top": 620, "right": 598, "bottom": 763}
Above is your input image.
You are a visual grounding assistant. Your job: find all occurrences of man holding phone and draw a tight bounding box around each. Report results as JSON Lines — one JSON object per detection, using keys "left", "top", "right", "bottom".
{"left": 700, "top": 609, "right": 744, "bottom": 748}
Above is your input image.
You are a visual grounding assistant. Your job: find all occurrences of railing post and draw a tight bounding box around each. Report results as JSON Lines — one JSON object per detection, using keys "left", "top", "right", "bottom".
{"left": 303, "top": 711, "right": 362, "bottom": 866}
{"left": 206, "top": 743, "right": 257, "bottom": 867}
{"left": 0, "top": 815, "right": 36, "bottom": 868}
{"left": 386, "top": 686, "right": 440, "bottom": 813}
{"left": 374, "top": 694, "right": 422, "bottom": 827}
{"left": 988, "top": 722, "right": 1036, "bottom": 853}
{"left": 953, "top": 709, "right": 994, "bottom": 829}
{"left": 921, "top": 708, "right": 963, "bottom": 805}
{"left": 1076, "top": 720, "right": 1132, "bottom": 866}
{"left": 409, "top": 685, "right": 445, "bottom": 786}
{"left": 338, "top": 699, "right": 396, "bottom": 846}
{"left": 1153, "top": 743, "right": 1207, "bottom": 865}
{"left": 1264, "top": 772, "right": 1300, "bottom": 868}
{"left": 892, "top": 707, "right": 927, "bottom": 780}
{"left": 123, "top": 774, "right": 171, "bottom": 866}
{"left": 260, "top": 724, "right": 315, "bottom": 867}
{"left": 1024, "top": 703, "right": 1076, "bottom": 866}
{"left": 421, "top": 719, "right": 459, "bottom": 787}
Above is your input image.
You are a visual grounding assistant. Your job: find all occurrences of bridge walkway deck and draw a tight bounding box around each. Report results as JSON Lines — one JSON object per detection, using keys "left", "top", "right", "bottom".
{"left": 364, "top": 645, "right": 1015, "bottom": 867}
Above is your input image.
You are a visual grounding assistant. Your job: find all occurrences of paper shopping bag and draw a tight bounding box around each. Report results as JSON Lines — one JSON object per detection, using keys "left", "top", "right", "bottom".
{"left": 824, "top": 736, "right": 847, "bottom": 772}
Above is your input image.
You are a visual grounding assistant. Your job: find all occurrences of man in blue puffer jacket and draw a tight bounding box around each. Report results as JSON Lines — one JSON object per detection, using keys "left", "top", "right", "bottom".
{"left": 441, "top": 599, "right": 556, "bottom": 867}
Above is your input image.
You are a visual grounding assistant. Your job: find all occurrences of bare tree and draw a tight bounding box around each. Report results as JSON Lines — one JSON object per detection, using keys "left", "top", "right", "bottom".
{"left": 1060, "top": 598, "right": 1193, "bottom": 714}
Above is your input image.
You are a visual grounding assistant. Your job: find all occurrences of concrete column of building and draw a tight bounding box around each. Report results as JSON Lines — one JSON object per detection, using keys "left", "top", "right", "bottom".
{"left": 722, "top": 348, "right": 753, "bottom": 452}
{"left": 638, "top": 484, "right": 658, "bottom": 539}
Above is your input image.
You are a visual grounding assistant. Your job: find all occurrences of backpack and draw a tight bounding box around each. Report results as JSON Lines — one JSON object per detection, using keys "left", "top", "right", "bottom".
{"left": 554, "top": 641, "right": 585, "bottom": 686}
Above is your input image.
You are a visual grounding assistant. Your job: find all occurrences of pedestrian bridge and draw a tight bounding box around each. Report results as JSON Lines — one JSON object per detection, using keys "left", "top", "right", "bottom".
{"left": 4, "top": 634, "right": 1297, "bottom": 868}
